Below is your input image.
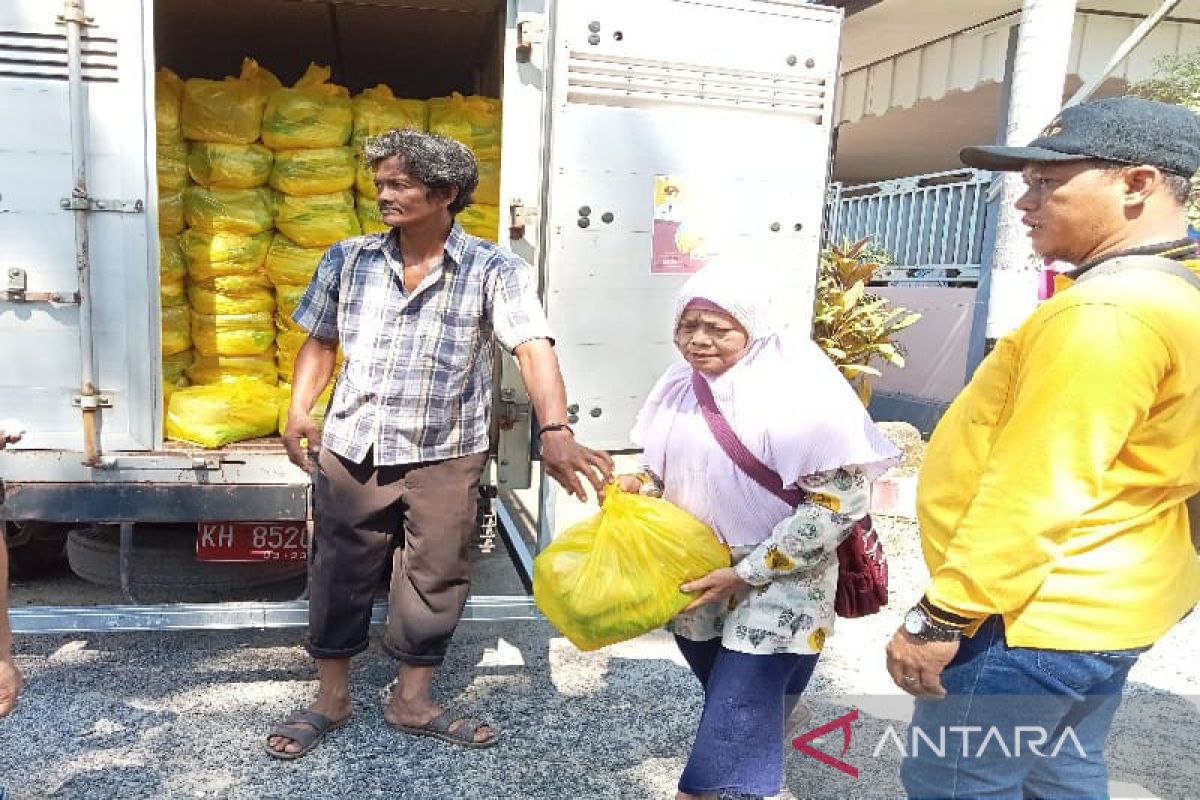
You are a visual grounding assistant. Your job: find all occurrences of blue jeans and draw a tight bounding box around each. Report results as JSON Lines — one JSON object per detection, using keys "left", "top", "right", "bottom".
{"left": 675, "top": 636, "right": 819, "bottom": 798}
{"left": 901, "top": 617, "right": 1144, "bottom": 800}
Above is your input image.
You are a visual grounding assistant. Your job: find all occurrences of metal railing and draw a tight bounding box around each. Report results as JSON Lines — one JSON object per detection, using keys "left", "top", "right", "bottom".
{"left": 825, "top": 169, "right": 992, "bottom": 286}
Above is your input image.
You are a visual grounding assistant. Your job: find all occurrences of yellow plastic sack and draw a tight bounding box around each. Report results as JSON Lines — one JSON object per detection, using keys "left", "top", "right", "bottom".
{"left": 274, "top": 190, "right": 360, "bottom": 247}
{"left": 459, "top": 203, "right": 500, "bottom": 242}
{"left": 191, "top": 272, "right": 271, "bottom": 295}
{"left": 158, "top": 190, "right": 184, "bottom": 236}
{"left": 351, "top": 85, "right": 427, "bottom": 147}
{"left": 165, "top": 378, "right": 283, "bottom": 448}
{"left": 428, "top": 93, "right": 502, "bottom": 160}
{"left": 160, "top": 235, "right": 186, "bottom": 280}
{"left": 355, "top": 197, "right": 388, "bottom": 235}
{"left": 160, "top": 273, "right": 187, "bottom": 308}
{"left": 275, "top": 327, "right": 310, "bottom": 381}
{"left": 355, "top": 161, "right": 378, "bottom": 199}
{"left": 188, "top": 142, "right": 274, "bottom": 189}
{"left": 533, "top": 486, "right": 731, "bottom": 651}
{"left": 186, "top": 351, "right": 278, "bottom": 385}
{"left": 262, "top": 64, "right": 352, "bottom": 150}
{"left": 188, "top": 284, "right": 275, "bottom": 315}
{"left": 274, "top": 283, "right": 309, "bottom": 325}
{"left": 277, "top": 381, "right": 334, "bottom": 435}
{"left": 156, "top": 67, "right": 185, "bottom": 138}
{"left": 180, "top": 229, "right": 272, "bottom": 280}
{"left": 181, "top": 59, "right": 280, "bottom": 144}
{"left": 190, "top": 310, "right": 276, "bottom": 357}
{"left": 183, "top": 186, "right": 274, "bottom": 235}
{"left": 162, "top": 349, "right": 193, "bottom": 387}
{"left": 157, "top": 139, "right": 190, "bottom": 191}
{"left": 475, "top": 157, "right": 500, "bottom": 206}
{"left": 270, "top": 147, "right": 355, "bottom": 196}
{"left": 265, "top": 235, "right": 325, "bottom": 286}
{"left": 161, "top": 305, "right": 192, "bottom": 356}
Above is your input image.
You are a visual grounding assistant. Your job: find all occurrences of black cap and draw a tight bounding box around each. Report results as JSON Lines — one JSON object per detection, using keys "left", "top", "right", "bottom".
{"left": 960, "top": 96, "right": 1200, "bottom": 177}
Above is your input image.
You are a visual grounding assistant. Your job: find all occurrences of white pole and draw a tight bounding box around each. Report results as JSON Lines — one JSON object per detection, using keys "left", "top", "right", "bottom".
{"left": 986, "top": 0, "right": 1077, "bottom": 341}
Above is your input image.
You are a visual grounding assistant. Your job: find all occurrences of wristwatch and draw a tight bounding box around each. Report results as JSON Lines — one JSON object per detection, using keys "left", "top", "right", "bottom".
{"left": 903, "top": 605, "right": 963, "bottom": 642}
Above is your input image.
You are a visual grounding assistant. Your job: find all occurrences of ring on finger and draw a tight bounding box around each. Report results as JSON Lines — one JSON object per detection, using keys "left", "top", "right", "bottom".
{"left": 902, "top": 675, "right": 919, "bottom": 684}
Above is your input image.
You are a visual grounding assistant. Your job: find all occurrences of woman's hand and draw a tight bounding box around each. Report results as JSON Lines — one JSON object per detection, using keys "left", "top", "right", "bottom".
{"left": 680, "top": 567, "right": 748, "bottom": 612}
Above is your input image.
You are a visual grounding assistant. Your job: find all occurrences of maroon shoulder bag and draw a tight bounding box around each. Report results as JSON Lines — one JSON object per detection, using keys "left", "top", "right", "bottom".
{"left": 691, "top": 372, "right": 888, "bottom": 618}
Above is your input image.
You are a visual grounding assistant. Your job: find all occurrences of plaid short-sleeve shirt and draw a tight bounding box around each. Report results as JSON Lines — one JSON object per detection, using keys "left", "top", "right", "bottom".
{"left": 292, "top": 222, "right": 553, "bottom": 466}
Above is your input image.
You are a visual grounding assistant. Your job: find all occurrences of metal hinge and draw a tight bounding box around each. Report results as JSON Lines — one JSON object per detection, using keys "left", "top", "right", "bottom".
{"left": 59, "top": 197, "right": 144, "bottom": 213}
{"left": 496, "top": 387, "right": 531, "bottom": 431}
{"left": 516, "top": 17, "right": 546, "bottom": 61}
{"left": 509, "top": 200, "right": 539, "bottom": 241}
{"left": 73, "top": 395, "right": 112, "bottom": 409}
{"left": 4, "top": 268, "right": 80, "bottom": 305}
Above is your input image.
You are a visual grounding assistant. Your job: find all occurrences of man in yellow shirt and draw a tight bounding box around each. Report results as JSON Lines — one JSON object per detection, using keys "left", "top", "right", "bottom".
{"left": 885, "top": 96, "right": 1200, "bottom": 799}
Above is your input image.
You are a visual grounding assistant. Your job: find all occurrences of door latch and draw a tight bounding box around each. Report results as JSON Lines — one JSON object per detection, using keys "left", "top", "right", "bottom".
{"left": 509, "top": 200, "right": 538, "bottom": 241}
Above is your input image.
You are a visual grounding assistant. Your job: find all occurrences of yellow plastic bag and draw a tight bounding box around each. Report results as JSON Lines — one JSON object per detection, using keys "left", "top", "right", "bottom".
{"left": 186, "top": 352, "right": 278, "bottom": 385}
{"left": 162, "top": 349, "right": 193, "bottom": 387}
{"left": 160, "top": 273, "right": 187, "bottom": 308}
{"left": 356, "top": 197, "right": 389, "bottom": 235}
{"left": 188, "top": 284, "right": 275, "bottom": 315}
{"left": 188, "top": 142, "right": 274, "bottom": 189}
{"left": 156, "top": 67, "right": 185, "bottom": 138}
{"left": 190, "top": 310, "right": 276, "bottom": 357}
{"left": 475, "top": 157, "right": 500, "bottom": 206}
{"left": 158, "top": 190, "right": 184, "bottom": 236}
{"left": 458, "top": 203, "right": 500, "bottom": 242}
{"left": 274, "top": 283, "right": 309, "bottom": 326}
{"left": 274, "top": 327, "right": 311, "bottom": 381}
{"left": 160, "top": 235, "right": 186, "bottom": 280}
{"left": 181, "top": 58, "right": 280, "bottom": 144}
{"left": 262, "top": 64, "right": 352, "bottom": 150}
{"left": 183, "top": 185, "right": 274, "bottom": 235}
{"left": 157, "top": 138, "right": 189, "bottom": 191}
{"left": 270, "top": 147, "right": 356, "bottom": 196}
{"left": 161, "top": 305, "right": 192, "bottom": 356}
{"left": 166, "top": 378, "right": 283, "bottom": 448}
{"left": 278, "top": 381, "right": 334, "bottom": 435}
{"left": 180, "top": 229, "right": 272, "bottom": 280}
{"left": 533, "top": 486, "right": 731, "bottom": 651}
{"left": 274, "top": 190, "right": 360, "bottom": 247}
{"left": 265, "top": 235, "right": 325, "bottom": 286}
{"left": 428, "top": 93, "right": 502, "bottom": 160}
{"left": 351, "top": 85, "right": 427, "bottom": 147}
{"left": 355, "top": 161, "right": 378, "bottom": 199}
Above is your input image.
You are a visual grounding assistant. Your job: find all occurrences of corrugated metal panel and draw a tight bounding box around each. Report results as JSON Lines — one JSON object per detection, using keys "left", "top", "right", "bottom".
{"left": 837, "top": 10, "right": 1200, "bottom": 125}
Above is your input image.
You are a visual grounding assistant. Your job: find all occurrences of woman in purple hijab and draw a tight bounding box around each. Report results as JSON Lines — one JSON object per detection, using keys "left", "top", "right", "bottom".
{"left": 618, "top": 264, "right": 899, "bottom": 800}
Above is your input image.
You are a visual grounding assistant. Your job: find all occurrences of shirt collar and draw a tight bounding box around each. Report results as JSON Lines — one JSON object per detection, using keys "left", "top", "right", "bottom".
{"left": 1065, "top": 238, "right": 1197, "bottom": 280}
{"left": 378, "top": 222, "right": 468, "bottom": 267}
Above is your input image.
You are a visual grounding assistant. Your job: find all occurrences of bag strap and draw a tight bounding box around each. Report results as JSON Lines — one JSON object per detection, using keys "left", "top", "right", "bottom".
{"left": 1077, "top": 254, "right": 1200, "bottom": 292}
{"left": 690, "top": 371, "right": 805, "bottom": 507}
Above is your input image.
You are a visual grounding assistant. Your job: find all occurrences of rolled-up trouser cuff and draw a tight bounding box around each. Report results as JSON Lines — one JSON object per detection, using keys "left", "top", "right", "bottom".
{"left": 304, "top": 636, "right": 371, "bottom": 661}
{"left": 381, "top": 637, "right": 445, "bottom": 667}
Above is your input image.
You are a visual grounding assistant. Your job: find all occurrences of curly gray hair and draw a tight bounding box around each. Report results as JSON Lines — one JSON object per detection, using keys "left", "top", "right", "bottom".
{"left": 362, "top": 129, "right": 479, "bottom": 214}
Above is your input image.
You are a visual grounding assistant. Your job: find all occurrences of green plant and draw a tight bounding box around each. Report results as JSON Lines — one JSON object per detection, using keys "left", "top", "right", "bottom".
{"left": 812, "top": 237, "right": 921, "bottom": 404}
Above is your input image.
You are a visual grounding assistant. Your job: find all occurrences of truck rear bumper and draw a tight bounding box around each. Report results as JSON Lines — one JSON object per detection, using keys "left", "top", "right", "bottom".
{"left": 1, "top": 481, "right": 309, "bottom": 523}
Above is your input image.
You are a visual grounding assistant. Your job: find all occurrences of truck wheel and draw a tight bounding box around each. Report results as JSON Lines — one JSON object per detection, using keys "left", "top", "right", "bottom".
{"left": 66, "top": 524, "right": 307, "bottom": 591}
{"left": 5, "top": 522, "right": 71, "bottom": 580}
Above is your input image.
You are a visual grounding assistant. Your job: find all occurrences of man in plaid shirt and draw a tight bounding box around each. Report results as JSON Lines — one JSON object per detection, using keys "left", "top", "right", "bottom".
{"left": 267, "top": 130, "right": 613, "bottom": 758}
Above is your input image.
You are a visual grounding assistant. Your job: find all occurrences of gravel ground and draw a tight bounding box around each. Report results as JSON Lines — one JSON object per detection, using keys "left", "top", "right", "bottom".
{"left": 0, "top": 514, "right": 1196, "bottom": 799}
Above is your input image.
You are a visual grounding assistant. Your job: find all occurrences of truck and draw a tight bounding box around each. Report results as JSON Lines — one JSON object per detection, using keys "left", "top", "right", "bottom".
{"left": 0, "top": 0, "right": 841, "bottom": 631}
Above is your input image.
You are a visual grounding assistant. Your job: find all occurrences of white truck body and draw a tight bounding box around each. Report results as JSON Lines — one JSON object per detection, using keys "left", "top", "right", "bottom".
{"left": 0, "top": 0, "right": 841, "bottom": 623}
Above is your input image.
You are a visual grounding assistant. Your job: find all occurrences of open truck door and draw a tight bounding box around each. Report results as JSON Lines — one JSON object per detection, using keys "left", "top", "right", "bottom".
{"left": 492, "top": 0, "right": 843, "bottom": 574}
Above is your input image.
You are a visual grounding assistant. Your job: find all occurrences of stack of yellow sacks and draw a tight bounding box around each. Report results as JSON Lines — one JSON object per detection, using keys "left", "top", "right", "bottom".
{"left": 160, "top": 59, "right": 282, "bottom": 447}
{"left": 155, "top": 69, "right": 193, "bottom": 422}
{"left": 351, "top": 85, "right": 427, "bottom": 236}
{"left": 262, "top": 63, "right": 358, "bottom": 392}
{"left": 429, "top": 93, "right": 502, "bottom": 242}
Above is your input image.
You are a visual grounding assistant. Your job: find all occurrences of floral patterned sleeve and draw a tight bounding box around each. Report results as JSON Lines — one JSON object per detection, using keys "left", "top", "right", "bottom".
{"left": 734, "top": 467, "right": 871, "bottom": 587}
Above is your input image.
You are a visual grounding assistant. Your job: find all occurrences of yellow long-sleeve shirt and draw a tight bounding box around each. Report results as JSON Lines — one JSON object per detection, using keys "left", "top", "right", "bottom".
{"left": 917, "top": 251, "right": 1200, "bottom": 650}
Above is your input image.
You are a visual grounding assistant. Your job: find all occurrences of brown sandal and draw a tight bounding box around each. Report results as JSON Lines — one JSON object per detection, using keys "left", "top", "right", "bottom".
{"left": 264, "top": 709, "right": 348, "bottom": 760}
{"left": 389, "top": 707, "right": 501, "bottom": 749}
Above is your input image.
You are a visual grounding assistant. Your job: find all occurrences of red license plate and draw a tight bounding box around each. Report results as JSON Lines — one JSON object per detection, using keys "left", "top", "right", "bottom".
{"left": 196, "top": 522, "right": 309, "bottom": 562}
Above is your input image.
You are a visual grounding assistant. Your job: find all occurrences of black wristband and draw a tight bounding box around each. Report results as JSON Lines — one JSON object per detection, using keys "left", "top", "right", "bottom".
{"left": 536, "top": 422, "right": 574, "bottom": 438}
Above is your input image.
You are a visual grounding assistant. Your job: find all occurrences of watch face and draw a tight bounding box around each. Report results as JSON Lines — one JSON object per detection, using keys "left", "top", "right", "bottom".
{"left": 903, "top": 608, "right": 924, "bottom": 634}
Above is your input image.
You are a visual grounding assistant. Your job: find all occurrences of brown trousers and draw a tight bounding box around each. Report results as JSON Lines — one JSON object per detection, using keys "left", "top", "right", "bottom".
{"left": 305, "top": 447, "right": 488, "bottom": 665}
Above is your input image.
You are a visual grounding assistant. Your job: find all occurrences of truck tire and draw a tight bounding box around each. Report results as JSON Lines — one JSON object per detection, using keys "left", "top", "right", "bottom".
{"left": 5, "top": 521, "right": 70, "bottom": 580}
{"left": 66, "top": 524, "right": 307, "bottom": 591}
